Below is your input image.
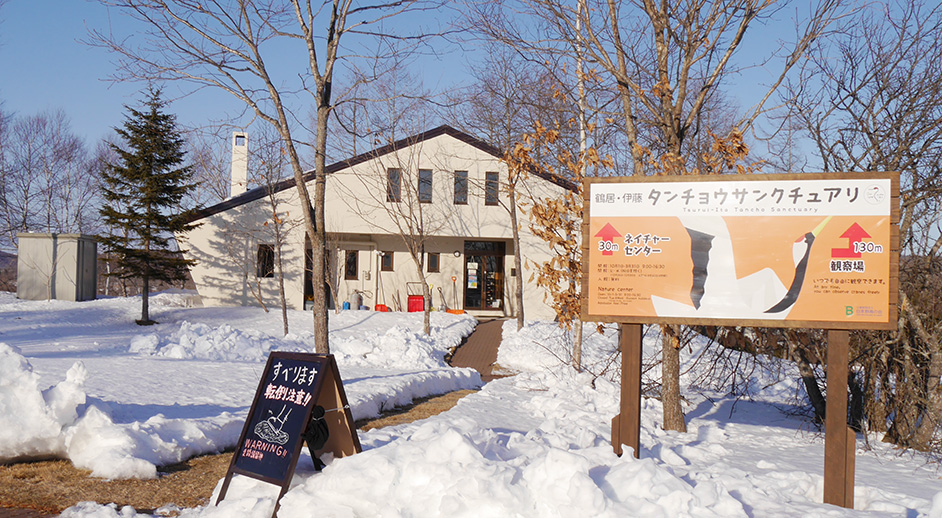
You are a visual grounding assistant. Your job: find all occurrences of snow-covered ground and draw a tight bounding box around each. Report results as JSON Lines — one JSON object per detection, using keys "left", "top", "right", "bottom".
{"left": 1, "top": 292, "right": 940, "bottom": 517}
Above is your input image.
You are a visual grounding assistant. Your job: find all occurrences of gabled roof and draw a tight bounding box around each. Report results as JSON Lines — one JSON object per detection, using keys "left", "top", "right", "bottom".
{"left": 187, "top": 124, "right": 576, "bottom": 223}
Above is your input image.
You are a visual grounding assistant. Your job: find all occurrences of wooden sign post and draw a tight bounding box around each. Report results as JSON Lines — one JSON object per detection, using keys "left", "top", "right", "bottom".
{"left": 611, "top": 323, "right": 642, "bottom": 458}
{"left": 582, "top": 172, "right": 899, "bottom": 509}
{"left": 216, "top": 352, "right": 361, "bottom": 517}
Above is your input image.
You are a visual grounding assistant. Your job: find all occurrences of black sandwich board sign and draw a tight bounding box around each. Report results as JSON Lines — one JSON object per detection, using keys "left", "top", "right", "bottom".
{"left": 216, "top": 352, "right": 361, "bottom": 517}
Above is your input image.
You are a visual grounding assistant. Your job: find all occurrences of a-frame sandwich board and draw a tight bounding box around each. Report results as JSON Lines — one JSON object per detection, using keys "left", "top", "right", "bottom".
{"left": 216, "top": 352, "right": 361, "bottom": 517}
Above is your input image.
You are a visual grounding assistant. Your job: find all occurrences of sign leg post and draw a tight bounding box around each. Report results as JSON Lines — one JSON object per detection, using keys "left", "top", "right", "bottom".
{"left": 824, "top": 329, "right": 854, "bottom": 508}
{"left": 613, "top": 323, "right": 642, "bottom": 458}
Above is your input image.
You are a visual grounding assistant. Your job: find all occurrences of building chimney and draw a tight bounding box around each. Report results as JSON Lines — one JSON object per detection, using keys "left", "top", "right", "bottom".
{"left": 230, "top": 132, "right": 248, "bottom": 198}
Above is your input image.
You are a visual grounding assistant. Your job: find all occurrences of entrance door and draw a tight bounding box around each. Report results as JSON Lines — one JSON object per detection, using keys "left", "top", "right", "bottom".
{"left": 464, "top": 241, "right": 504, "bottom": 310}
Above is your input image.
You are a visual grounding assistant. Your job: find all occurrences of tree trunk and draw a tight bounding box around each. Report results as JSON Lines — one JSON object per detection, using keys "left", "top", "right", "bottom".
{"left": 276, "top": 239, "right": 289, "bottom": 336}
{"left": 848, "top": 369, "right": 865, "bottom": 433}
{"left": 509, "top": 183, "right": 525, "bottom": 330}
{"left": 423, "top": 281, "right": 432, "bottom": 336}
{"left": 884, "top": 338, "right": 919, "bottom": 447}
{"left": 140, "top": 274, "right": 150, "bottom": 324}
{"left": 661, "top": 324, "right": 686, "bottom": 432}
{"left": 572, "top": 318, "right": 583, "bottom": 372}
{"left": 913, "top": 338, "right": 942, "bottom": 449}
{"left": 310, "top": 101, "right": 331, "bottom": 353}
{"left": 790, "top": 342, "right": 827, "bottom": 424}
{"left": 865, "top": 360, "right": 889, "bottom": 433}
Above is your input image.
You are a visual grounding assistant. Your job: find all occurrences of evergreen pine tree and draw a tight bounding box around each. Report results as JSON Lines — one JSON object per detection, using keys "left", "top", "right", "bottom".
{"left": 99, "top": 88, "right": 198, "bottom": 325}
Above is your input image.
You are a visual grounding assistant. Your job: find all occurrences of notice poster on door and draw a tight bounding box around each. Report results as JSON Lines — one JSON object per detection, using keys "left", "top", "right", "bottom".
{"left": 582, "top": 173, "right": 899, "bottom": 329}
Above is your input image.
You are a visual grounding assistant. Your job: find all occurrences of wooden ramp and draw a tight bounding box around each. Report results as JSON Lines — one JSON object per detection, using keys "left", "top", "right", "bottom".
{"left": 448, "top": 319, "right": 507, "bottom": 382}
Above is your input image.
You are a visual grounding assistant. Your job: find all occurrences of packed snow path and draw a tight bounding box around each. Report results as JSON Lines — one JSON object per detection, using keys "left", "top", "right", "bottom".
{"left": 447, "top": 318, "right": 506, "bottom": 382}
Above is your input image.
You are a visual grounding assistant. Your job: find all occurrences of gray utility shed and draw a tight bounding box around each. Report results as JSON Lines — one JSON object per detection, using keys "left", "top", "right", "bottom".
{"left": 17, "top": 233, "right": 97, "bottom": 301}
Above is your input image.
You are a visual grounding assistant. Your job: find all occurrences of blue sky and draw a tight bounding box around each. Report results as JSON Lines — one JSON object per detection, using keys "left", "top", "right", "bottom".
{"left": 0, "top": 1, "right": 469, "bottom": 143}
{"left": 0, "top": 2, "right": 234, "bottom": 141}
{"left": 0, "top": 2, "right": 802, "bottom": 148}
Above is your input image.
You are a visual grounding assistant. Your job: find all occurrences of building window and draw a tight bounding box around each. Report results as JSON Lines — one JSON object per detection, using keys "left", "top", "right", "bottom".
{"left": 387, "top": 168, "right": 401, "bottom": 202}
{"left": 344, "top": 250, "right": 358, "bottom": 280}
{"left": 418, "top": 168, "right": 433, "bottom": 203}
{"left": 256, "top": 244, "right": 274, "bottom": 278}
{"left": 427, "top": 252, "right": 440, "bottom": 273}
{"left": 454, "top": 170, "right": 468, "bottom": 205}
{"left": 381, "top": 251, "right": 394, "bottom": 271}
{"left": 485, "top": 171, "right": 499, "bottom": 205}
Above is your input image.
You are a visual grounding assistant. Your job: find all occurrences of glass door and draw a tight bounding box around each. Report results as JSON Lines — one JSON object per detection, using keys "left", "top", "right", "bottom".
{"left": 464, "top": 241, "right": 504, "bottom": 310}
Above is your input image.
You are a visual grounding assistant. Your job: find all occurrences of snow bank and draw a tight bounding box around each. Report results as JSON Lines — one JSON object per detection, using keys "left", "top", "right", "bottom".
{"left": 1, "top": 306, "right": 479, "bottom": 480}
{"left": 128, "top": 321, "right": 298, "bottom": 362}
{"left": 0, "top": 342, "right": 241, "bottom": 478}
{"left": 63, "top": 406, "right": 244, "bottom": 479}
{"left": 0, "top": 342, "right": 86, "bottom": 463}
{"left": 278, "top": 410, "right": 743, "bottom": 518}
{"left": 129, "top": 313, "right": 476, "bottom": 371}
{"left": 497, "top": 320, "right": 621, "bottom": 374}
{"left": 499, "top": 321, "right": 803, "bottom": 404}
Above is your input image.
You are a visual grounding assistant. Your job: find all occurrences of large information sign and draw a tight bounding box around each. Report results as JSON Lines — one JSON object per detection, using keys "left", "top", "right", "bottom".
{"left": 582, "top": 172, "right": 899, "bottom": 329}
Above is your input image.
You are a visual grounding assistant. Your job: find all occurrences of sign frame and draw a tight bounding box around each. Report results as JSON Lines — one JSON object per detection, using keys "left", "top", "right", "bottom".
{"left": 581, "top": 171, "right": 900, "bottom": 330}
{"left": 216, "top": 351, "right": 361, "bottom": 517}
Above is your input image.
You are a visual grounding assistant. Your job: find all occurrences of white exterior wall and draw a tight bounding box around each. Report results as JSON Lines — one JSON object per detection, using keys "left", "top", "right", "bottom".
{"left": 182, "top": 187, "right": 310, "bottom": 310}
{"left": 181, "top": 130, "right": 568, "bottom": 321}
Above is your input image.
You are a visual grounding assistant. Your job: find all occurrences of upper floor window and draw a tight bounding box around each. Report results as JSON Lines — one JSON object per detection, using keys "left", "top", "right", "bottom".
{"left": 387, "top": 168, "right": 401, "bottom": 202}
{"left": 454, "top": 170, "right": 468, "bottom": 205}
{"left": 485, "top": 171, "right": 499, "bottom": 206}
{"left": 418, "top": 169, "right": 433, "bottom": 203}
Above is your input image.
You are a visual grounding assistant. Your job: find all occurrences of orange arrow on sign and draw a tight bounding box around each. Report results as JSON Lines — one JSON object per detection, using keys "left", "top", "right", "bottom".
{"left": 595, "top": 223, "right": 621, "bottom": 256}
{"left": 831, "top": 222, "right": 871, "bottom": 258}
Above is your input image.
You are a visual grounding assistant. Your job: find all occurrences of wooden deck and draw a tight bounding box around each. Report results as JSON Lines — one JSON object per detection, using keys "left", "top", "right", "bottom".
{"left": 448, "top": 319, "right": 507, "bottom": 382}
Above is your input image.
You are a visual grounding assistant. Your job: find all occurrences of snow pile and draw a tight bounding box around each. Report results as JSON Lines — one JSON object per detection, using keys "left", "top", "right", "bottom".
{"left": 0, "top": 300, "right": 479, "bottom": 480}
{"left": 4, "top": 293, "right": 939, "bottom": 516}
{"left": 129, "top": 312, "right": 476, "bottom": 370}
{"left": 497, "top": 320, "right": 620, "bottom": 373}
{"left": 64, "top": 407, "right": 242, "bottom": 479}
{"left": 129, "top": 321, "right": 299, "bottom": 362}
{"left": 0, "top": 342, "right": 241, "bottom": 479}
{"left": 0, "top": 343, "right": 86, "bottom": 463}
{"left": 499, "top": 321, "right": 803, "bottom": 405}
{"left": 331, "top": 325, "right": 453, "bottom": 370}
{"left": 278, "top": 401, "right": 744, "bottom": 518}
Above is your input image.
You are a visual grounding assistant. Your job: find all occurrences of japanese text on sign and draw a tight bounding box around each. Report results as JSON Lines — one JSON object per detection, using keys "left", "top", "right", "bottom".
{"left": 591, "top": 179, "right": 890, "bottom": 218}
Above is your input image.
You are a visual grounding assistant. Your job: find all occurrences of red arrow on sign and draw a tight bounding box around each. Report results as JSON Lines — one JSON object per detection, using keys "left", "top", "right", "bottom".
{"left": 595, "top": 223, "right": 621, "bottom": 256}
{"left": 831, "top": 222, "right": 871, "bottom": 258}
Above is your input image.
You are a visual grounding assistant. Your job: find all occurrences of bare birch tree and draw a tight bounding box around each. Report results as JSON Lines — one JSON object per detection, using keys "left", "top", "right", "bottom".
{"left": 792, "top": 0, "right": 942, "bottom": 451}
{"left": 0, "top": 110, "right": 99, "bottom": 250}
{"left": 468, "top": 0, "right": 847, "bottom": 432}
{"left": 90, "top": 0, "right": 446, "bottom": 352}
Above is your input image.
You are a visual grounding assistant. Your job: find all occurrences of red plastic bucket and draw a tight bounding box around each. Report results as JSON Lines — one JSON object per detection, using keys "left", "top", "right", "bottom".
{"left": 407, "top": 295, "right": 424, "bottom": 312}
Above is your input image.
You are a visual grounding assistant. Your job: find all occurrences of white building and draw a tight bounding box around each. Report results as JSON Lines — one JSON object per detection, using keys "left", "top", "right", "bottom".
{"left": 180, "top": 125, "right": 574, "bottom": 320}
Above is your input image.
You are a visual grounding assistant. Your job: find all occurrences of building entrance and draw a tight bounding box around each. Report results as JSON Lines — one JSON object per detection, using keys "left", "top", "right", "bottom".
{"left": 463, "top": 241, "right": 504, "bottom": 311}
